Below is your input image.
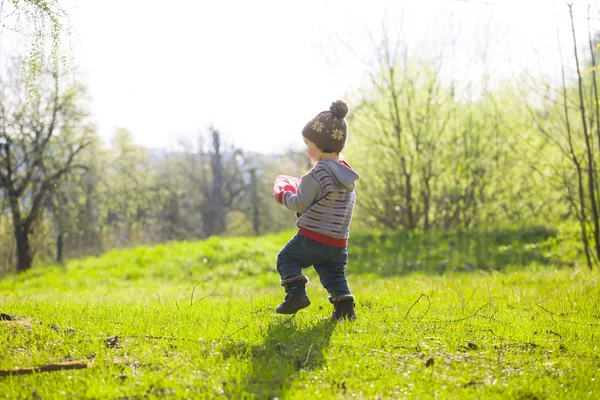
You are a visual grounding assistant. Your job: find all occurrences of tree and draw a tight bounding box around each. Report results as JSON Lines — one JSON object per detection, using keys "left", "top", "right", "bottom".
{"left": 201, "top": 128, "right": 248, "bottom": 236}
{"left": 515, "top": 3, "right": 600, "bottom": 270}
{"left": 0, "top": 65, "right": 93, "bottom": 273}
{"left": 0, "top": 0, "right": 72, "bottom": 99}
{"left": 42, "top": 137, "right": 105, "bottom": 263}
{"left": 345, "top": 21, "right": 558, "bottom": 232}
{"left": 347, "top": 35, "right": 457, "bottom": 230}
{"left": 99, "top": 128, "right": 158, "bottom": 247}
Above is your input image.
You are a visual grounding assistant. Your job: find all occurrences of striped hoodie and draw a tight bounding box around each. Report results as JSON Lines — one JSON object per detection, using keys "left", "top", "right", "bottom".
{"left": 280, "top": 159, "right": 359, "bottom": 247}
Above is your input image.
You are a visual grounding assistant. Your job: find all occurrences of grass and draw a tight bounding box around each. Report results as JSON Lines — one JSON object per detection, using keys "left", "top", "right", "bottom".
{"left": 1, "top": 226, "right": 599, "bottom": 399}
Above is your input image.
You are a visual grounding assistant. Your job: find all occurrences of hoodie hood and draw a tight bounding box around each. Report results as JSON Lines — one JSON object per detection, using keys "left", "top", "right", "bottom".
{"left": 317, "top": 159, "right": 360, "bottom": 192}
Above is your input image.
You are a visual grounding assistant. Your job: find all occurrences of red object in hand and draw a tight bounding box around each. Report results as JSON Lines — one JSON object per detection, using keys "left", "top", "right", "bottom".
{"left": 282, "top": 184, "right": 296, "bottom": 194}
{"left": 274, "top": 175, "right": 300, "bottom": 203}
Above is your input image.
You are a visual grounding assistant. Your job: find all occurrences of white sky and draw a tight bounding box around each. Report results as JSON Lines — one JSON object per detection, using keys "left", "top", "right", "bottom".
{"left": 1, "top": 0, "right": 597, "bottom": 153}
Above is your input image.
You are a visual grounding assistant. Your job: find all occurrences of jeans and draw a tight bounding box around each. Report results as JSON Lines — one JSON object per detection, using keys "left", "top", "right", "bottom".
{"left": 276, "top": 234, "right": 351, "bottom": 297}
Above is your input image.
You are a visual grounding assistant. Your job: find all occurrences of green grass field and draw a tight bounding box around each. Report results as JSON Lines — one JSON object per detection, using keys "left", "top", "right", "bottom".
{"left": 1, "top": 227, "right": 599, "bottom": 399}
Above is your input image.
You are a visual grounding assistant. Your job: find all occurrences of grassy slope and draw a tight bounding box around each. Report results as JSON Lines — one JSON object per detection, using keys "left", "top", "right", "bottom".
{"left": 1, "top": 227, "right": 599, "bottom": 399}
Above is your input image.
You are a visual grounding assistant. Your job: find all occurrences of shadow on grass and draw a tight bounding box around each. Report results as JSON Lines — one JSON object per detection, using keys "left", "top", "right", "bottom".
{"left": 222, "top": 317, "right": 337, "bottom": 398}
{"left": 350, "top": 225, "right": 567, "bottom": 276}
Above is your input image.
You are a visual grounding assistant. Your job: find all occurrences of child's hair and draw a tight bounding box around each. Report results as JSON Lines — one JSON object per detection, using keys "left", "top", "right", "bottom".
{"left": 302, "top": 100, "right": 349, "bottom": 154}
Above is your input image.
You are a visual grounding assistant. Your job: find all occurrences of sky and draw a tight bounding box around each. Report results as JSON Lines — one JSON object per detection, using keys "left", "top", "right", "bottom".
{"left": 1, "top": 0, "right": 597, "bottom": 153}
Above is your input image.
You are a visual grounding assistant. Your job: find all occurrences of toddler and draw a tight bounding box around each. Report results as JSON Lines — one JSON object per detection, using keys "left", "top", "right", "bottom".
{"left": 273, "top": 100, "right": 359, "bottom": 320}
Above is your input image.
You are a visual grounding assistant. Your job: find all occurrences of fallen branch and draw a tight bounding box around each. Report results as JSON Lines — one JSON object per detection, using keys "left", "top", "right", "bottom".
{"left": 0, "top": 361, "right": 89, "bottom": 377}
{"left": 132, "top": 334, "right": 201, "bottom": 342}
{"left": 103, "top": 334, "right": 202, "bottom": 345}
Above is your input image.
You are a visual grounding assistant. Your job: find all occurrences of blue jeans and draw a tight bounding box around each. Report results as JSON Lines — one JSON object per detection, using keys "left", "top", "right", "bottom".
{"left": 276, "top": 234, "right": 352, "bottom": 297}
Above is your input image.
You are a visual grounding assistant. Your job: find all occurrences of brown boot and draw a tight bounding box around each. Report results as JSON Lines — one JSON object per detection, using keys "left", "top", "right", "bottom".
{"left": 329, "top": 295, "right": 356, "bottom": 321}
{"left": 276, "top": 275, "right": 310, "bottom": 314}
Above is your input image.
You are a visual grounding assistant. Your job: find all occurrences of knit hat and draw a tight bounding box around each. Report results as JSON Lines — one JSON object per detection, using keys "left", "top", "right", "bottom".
{"left": 302, "top": 100, "right": 349, "bottom": 153}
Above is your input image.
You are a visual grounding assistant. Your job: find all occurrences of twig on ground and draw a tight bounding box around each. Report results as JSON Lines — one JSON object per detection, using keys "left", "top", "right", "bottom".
{"left": 429, "top": 303, "right": 489, "bottom": 324}
{"left": 405, "top": 294, "right": 431, "bottom": 321}
{"left": 190, "top": 285, "right": 218, "bottom": 306}
{"left": 534, "top": 304, "right": 599, "bottom": 326}
{"left": 190, "top": 283, "right": 201, "bottom": 306}
{"left": 302, "top": 344, "right": 314, "bottom": 368}
{"left": 416, "top": 326, "right": 435, "bottom": 333}
{"left": 0, "top": 361, "right": 89, "bottom": 377}
{"left": 474, "top": 313, "right": 509, "bottom": 325}
{"left": 494, "top": 341, "right": 540, "bottom": 349}
{"left": 545, "top": 329, "right": 562, "bottom": 339}
{"left": 229, "top": 324, "right": 250, "bottom": 337}
{"left": 462, "top": 289, "right": 478, "bottom": 312}
{"left": 536, "top": 303, "right": 556, "bottom": 316}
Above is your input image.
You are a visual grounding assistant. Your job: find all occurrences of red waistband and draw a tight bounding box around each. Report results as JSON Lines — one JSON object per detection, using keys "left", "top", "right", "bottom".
{"left": 298, "top": 228, "right": 348, "bottom": 248}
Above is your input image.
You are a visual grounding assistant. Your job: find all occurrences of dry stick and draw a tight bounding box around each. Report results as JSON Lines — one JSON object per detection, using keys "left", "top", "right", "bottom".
{"left": 428, "top": 303, "right": 489, "bottom": 324}
{"left": 189, "top": 284, "right": 218, "bottom": 306}
{"left": 535, "top": 303, "right": 556, "bottom": 316}
{"left": 546, "top": 330, "right": 563, "bottom": 339}
{"left": 476, "top": 315, "right": 506, "bottom": 324}
{"left": 0, "top": 361, "right": 89, "bottom": 377}
{"left": 561, "top": 319, "right": 599, "bottom": 327}
{"left": 0, "top": 358, "right": 140, "bottom": 378}
{"left": 302, "top": 344, "right": 314, "bottom": 368}
{"left": 473, "top": 312, "right": 508, "bottom": 325}
{"left": 494, "top": 341, "right": 539, "bottom": 349}
{"left": 229, "top": 324, "right": 250, "bottom": 337}
{"left": 535, "top": 304, "right": 599, "bottom": 327}
{"left": 190, "top": 283, "right": 201, "bottom": 306}
{"left": 463, "top": 289, "right": 478, "bottom": 313}
{"left": 103, "top": 334, "right": 204, "bottom": 343}
{"left": 416, "top": 326, "right": 435, "bottom": 333}
{"left": 129, "top": 334, "right": 197, "bottom": 342}
{"left": 404, "top": 294, "right": 431, "bottom": 320}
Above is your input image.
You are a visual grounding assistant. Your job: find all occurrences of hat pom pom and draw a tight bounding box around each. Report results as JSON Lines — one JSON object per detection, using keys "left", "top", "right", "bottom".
{"left": 330, "top": 100, "right": 349, "bottom": 119}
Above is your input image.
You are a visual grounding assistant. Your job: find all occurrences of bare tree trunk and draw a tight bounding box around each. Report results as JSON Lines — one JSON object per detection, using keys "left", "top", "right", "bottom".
{"left": 570, "top": 4, "right": 600, "bottom": 266}
{"left": 422, "top": 171, "right": 431, "bottom": 230}
{"left": 56, "top": 232, "right": 64, "bottom": 264}
{"left": 210, "top": 128, "right": 225, "bottom": 235}
{"left": 589, "top": 9, "right": 600, "bottom": 161}
{"left": 7, "top": 186, "right": 33, "bottom": 273}
{"left": 13, "top": 213, "right": 33, "bottom": 273}
{"left": 85, "top": 168, "right": 103, "bottom": 254}
{"left": 587, "top": 8, "right": 600, "bottom": 263}
{"left": 250, "top": 169, "right": 260, "bottom": 235}
{"left": 387, "top": 61, "right": 416, "bottom": 229}
{"left": 558, "top": 16, "right": 592, "bottom": 269}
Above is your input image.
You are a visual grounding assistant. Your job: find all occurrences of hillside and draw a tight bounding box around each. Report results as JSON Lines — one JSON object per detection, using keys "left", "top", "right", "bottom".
{"left": 1, "top": 227, "right": 599, "bottom": 399}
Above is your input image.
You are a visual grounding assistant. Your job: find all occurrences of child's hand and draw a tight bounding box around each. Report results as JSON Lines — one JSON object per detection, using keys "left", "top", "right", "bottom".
{"left": 273, "top": 175, "right": 300, "bottom": 204}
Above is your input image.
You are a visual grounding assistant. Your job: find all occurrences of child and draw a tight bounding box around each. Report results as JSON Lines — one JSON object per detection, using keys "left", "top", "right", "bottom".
{"left": 273, "top": 100, "right": 359, "bottom": 320}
